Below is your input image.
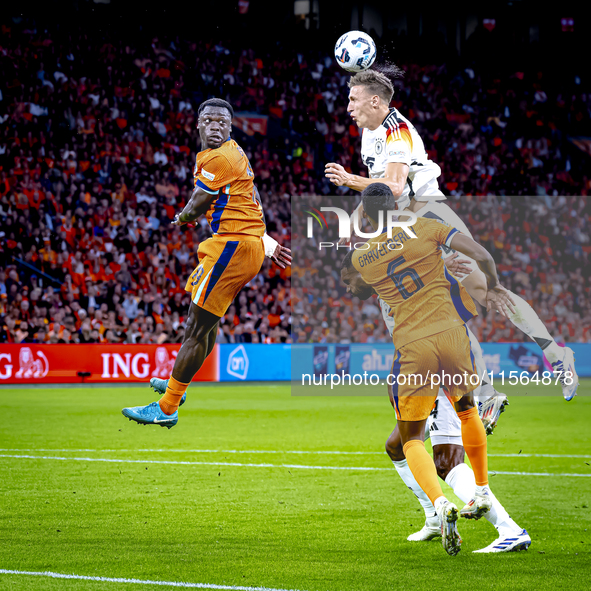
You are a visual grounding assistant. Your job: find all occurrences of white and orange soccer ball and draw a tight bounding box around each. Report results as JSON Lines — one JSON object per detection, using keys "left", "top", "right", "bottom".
{"left": 334, "top": 30, "right": 377, "bottom": 73}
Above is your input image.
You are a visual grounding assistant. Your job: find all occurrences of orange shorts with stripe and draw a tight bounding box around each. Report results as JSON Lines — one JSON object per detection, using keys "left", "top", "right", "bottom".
{"left": 390, "top": 325, "right": 478, "bottom": 421}
{"left": 185, "top": 235, "right": 265, "bottom": 318}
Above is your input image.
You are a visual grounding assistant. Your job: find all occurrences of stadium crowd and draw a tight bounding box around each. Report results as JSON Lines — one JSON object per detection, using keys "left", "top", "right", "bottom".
{"left": 0, "top": 17, "right": 589, "bottom": 345}
{"left": 293, "top": 195, "right": 591, "bottom": 345}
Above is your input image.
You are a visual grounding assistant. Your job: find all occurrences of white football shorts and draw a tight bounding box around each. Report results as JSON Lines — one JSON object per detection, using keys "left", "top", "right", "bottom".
{"left": 428, "top": 393, "right": 463, "bottom": 446}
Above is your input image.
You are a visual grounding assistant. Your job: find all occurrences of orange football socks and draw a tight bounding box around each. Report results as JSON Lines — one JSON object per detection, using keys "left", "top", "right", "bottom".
{"left": 457, "top": 406, "right": 489, "bottom": 486}
{"left": 159, "top": 376, "right": 189, "bottom": 415}
{"left": 403, "top": 439, "right": 444, "bottom": 505}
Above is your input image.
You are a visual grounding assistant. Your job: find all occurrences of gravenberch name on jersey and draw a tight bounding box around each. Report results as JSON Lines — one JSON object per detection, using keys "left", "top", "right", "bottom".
{"left": 361, "top": 107, "right": 443, "bottom": 200}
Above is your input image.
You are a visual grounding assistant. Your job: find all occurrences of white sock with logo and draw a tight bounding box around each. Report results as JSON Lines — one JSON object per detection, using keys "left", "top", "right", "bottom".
{"left": 393, "top": 459, "right": 438, "bottom": 524}
{"left": 445, "top": 463, "right": 522, "bottom": 536}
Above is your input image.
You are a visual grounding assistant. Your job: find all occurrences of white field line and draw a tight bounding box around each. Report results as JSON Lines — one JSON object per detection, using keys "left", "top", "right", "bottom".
{"left": 0, "top": 448, "right": 379, "bottom": 455}
{"left": 489, "top": 453, "right": 591, "bottom": 459}
{"left": 489, "top": 471, "right": 591, "bottom": 477}
{"left": 0, "top": 454, "right": 388, "bottom": 471}
{"left": 0, "top": 448, "right": 589, "bottom": 459}
{"left": 0, "top": 569, "right": 304, "bottom": 590}
{"left": 0, "top": 453, "right": 590, "bottom": 477}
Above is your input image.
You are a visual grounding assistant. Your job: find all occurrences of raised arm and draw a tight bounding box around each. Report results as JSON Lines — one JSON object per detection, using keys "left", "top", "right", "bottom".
{"left": 327, "top": 161, "right": 409, "bottom": 245}
{"left": 449, "top": 232, "right": 515, "bottom": 316}
{"left": 449, "top": 233, "right": 499, "bottom": 288}
{"left": 325, "top": 161, "right": 409, "bottom": 197}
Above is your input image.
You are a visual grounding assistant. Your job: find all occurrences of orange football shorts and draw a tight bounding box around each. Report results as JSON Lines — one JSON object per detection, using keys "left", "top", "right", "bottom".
{"left": 185, "top": 235, "right": 265, "bottom": 317}
{"left": 390, "top": 325, "right": 478, "bottom": 421}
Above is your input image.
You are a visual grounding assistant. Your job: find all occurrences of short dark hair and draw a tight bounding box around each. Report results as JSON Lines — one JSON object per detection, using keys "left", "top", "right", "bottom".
{"left": 340, "top": 250, "right": 354, "bottom": 271}
{"left": 348, "top": 70, "right": 394, "bottom": 105}
{"left": 198, "top": 98, "right": 234, "bottom": 119}
{"left": 361, "top": 183, "right": 396, "bottom": 223}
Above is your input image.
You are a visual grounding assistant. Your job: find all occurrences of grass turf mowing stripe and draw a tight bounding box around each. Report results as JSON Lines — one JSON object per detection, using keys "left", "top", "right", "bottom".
{"left": 1, "top": 453, "right": 590, "bottom": 477}
{"left": 0, "top": 569, "right": 305, "bottom": 590}
{"left": 0, "top": 448, "right": 589, "bottom": 459}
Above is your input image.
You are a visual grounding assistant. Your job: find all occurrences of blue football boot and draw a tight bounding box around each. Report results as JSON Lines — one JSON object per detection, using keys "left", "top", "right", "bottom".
{"left": 122, "top": 401, "right": 178, "bottom": 429}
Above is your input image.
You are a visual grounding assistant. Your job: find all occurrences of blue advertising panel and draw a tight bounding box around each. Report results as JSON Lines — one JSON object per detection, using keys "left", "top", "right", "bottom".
{"left": 219, "top": 343, "right": 591, "bottom": 382}
{"left": 294, "top": 343, "right": 591, "bottom": 379}
{"left": 218, "top": 343, "right": 292, "bottom": 381}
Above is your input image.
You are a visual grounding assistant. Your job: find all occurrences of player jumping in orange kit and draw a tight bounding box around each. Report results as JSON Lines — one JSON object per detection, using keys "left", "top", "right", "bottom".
{"left": 340, "top": 183, "right": 522, "bottom": 556}
{"left": 122, "top": 98, "right": 291, "bottom": 428}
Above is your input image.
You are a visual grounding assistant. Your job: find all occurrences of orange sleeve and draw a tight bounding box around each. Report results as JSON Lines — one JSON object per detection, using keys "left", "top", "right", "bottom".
{"left": 194, "top": 153, "right": 235, "bottom": 192}
{"left": 428, "top": 220, "right": 459, "bottom": 246}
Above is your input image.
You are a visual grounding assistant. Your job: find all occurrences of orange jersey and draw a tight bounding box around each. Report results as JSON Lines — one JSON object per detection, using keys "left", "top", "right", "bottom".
{"left": 351, "top": 217, "right": 477, "bottom": 349}
{"left": 193, "top": 138, "right": 265, "bottom": 237}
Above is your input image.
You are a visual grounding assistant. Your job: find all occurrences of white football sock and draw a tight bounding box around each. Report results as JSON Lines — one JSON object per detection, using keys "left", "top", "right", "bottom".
{"left": 434, "top": 496, "right": 448, "bottom": 513}
{"left": 444, "top": 463, "right": 475, "bottom": 506}
{"left": 483, "top": 488, "right": 522, "bottom": 537}
{"left": 445, "top": 464, "right": 522, "bottom": 536}
{"left": 393, "top": 459, "right": 437, "bottom": 519}
{"left": 506, "top": 291, "right": 563, "bottom": 364}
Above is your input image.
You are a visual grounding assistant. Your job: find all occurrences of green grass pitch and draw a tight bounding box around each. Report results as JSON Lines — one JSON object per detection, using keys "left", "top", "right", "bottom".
{"left": 1, "top": 380, "right": 590, "bottom": 591}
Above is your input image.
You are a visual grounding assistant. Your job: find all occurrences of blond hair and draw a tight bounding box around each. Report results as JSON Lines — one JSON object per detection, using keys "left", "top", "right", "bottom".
{"left": 348, "top": 70, "right": 394, "bottom": 105}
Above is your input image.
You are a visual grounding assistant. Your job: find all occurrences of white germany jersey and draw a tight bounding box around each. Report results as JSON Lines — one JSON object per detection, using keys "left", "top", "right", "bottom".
{"left": 361, "top": 107, "right": 445, "bottom": 205}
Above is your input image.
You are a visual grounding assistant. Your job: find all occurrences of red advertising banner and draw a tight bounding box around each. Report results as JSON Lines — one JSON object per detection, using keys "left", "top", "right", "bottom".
{"left": 0, "top": 344, "right": 219, "bottom": 384}
{"left": 233, "top": 112, "right": 268, "bottom": 136}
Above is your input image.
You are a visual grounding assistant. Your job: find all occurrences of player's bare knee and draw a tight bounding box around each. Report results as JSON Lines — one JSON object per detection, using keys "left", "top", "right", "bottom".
{"left": 455, "top": 393, "right": 476, "bottom": 413}
{"left": 385, "top": 432, "right": 404, "bottom": 462}
{"left": 183, "top": 315, "right": 198, "bottom": 339}
{"left": 184, "top": 319, "right": 214, "bottom": 345}
{"left": 434, "top": 454, "right": 450, "bottom": 481}
{"left": 434, "top": 444, "right": 465, "bottom": 481}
